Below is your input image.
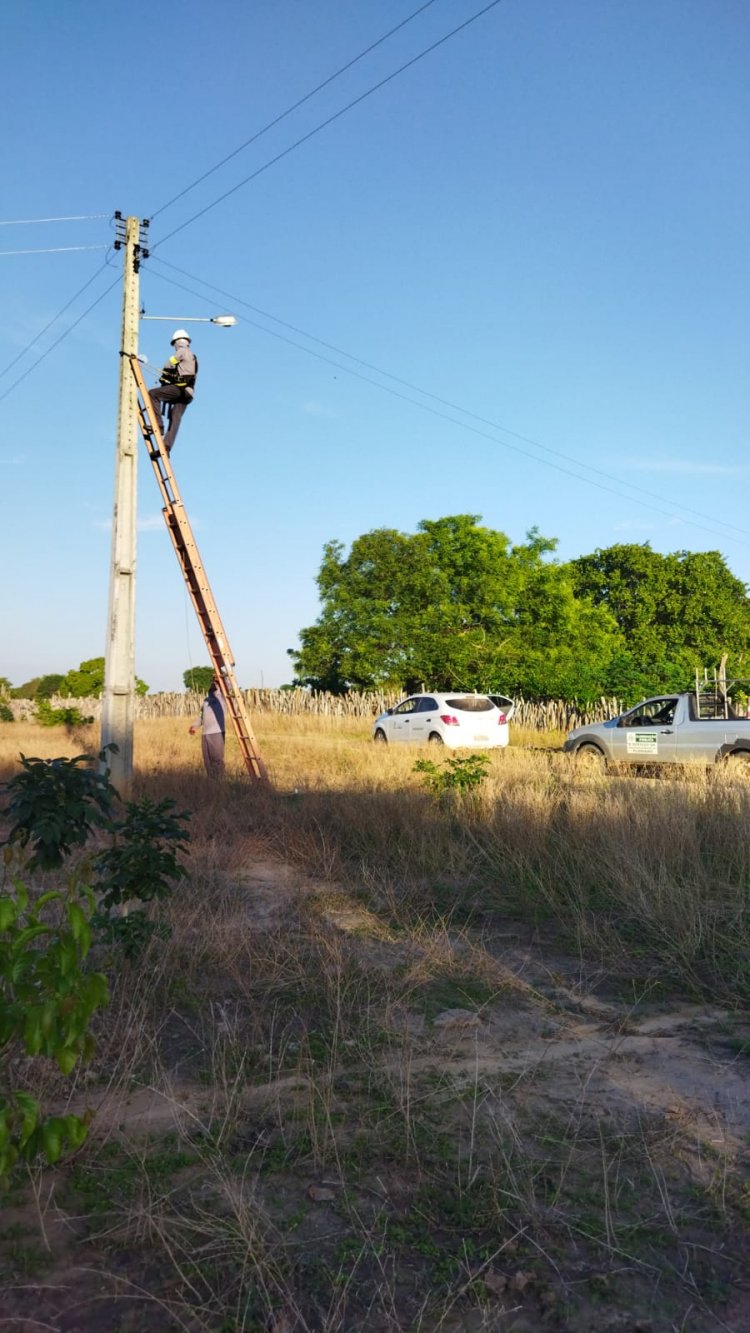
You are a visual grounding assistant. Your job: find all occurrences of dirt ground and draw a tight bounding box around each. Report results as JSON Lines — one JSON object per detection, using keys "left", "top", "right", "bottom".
{"left": 2, "top": 853, "right": 749, "bottom": 1332}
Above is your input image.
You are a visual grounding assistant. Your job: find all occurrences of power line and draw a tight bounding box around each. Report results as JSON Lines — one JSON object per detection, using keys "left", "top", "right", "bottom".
{"left": 0, "top": 274, "right": 119, "bottom": 404}
{"left": 0, "top": 243, "right": 110, "bottom": 257}
{"left": 1, "top": 3, "right": 496, "bottom": 425}
{"left": 146, "top": 261, "right": 750, "bottom": 550}
{"left": 0, "top": 213, "right": 109, "bottom": 226}
{"left": 151, "top": 0, "right": 441, "bottom": 221}
{"left": 152, "top": 0, "right": 504, "bottom": 251}
{"left": 150, "top": 257, "right": 750, "bottom": 545}
{"left": 0, "top": 260, "right": 111, "bottom": 382}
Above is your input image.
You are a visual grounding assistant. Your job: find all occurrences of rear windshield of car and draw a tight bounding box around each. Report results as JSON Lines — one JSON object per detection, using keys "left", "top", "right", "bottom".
{"left": 445, "top": 696, "right": 494, "bottom": 713}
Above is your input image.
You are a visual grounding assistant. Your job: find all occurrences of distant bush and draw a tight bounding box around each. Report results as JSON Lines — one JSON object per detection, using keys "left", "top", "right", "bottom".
{"left": 35, "top": 699, "right": 93, "bottom": 729}
{"left": 0, "top": 702, "right": 13, "bottom": 723}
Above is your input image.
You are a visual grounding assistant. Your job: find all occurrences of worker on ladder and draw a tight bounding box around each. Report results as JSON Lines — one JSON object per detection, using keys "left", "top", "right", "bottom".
{"left": 148, "top": 329, "right": 198, "bottom": 455}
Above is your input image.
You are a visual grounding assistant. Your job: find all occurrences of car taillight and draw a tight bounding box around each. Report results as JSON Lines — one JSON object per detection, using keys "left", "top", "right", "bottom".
{"left": 439, "top": 714, "right": 459, "bottom": 726}
{"left": 497, "top": 712, "right": 507, "bottom": 724}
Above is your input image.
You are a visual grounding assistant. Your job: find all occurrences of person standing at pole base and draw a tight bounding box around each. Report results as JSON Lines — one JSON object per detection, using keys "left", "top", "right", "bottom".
{"left": 189, "top": 679, "right": 225, "bottom": 778}
{"left": 149, "top": 329, "right": 198, "bottom": 454}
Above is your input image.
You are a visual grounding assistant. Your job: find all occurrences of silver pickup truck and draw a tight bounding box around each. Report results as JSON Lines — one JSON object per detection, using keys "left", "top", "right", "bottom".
{"left": 563, "top": 693, "right": 750, "bottom": 768}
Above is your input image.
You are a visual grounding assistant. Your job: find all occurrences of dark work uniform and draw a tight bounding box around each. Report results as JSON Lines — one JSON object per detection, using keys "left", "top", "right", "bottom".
{"left": 149, "top": 339, "right": 198, "bottom": 453}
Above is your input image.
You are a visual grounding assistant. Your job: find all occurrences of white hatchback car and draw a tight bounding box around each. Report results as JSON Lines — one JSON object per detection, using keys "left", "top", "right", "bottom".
{"left": 373, "top": 693, "right": 514, "bottom": 749}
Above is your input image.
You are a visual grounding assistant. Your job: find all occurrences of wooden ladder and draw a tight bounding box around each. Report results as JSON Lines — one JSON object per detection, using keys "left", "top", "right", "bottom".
{"left": 127, "top": 354, "right": 267, "bottom": 781}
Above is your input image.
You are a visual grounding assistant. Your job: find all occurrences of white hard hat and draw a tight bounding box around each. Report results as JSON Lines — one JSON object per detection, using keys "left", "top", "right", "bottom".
{"left": 171, "top": 328, "right": 191, "bottom": 344}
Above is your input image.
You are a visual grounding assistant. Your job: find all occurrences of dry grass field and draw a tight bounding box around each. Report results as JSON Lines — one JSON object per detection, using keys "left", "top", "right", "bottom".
{"left": 1, "top": 715, "right": 749, "bottom": 1332}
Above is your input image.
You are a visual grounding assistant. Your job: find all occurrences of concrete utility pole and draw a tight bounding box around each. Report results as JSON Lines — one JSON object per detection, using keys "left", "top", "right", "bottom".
{"left": 101, "top": 215, "right": 145, "bottom": 794}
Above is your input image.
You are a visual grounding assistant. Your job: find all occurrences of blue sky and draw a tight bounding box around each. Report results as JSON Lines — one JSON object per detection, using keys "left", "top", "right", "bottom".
{"left": 2, "top": 0, "right": 749, "bottom": 690}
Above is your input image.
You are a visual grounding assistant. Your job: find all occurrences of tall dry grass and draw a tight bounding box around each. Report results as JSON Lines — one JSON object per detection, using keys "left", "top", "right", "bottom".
{"left": 2, "top": 715, "right": 748, "bottom": 1003}
{"left": 2, "top": 715, "right": 748, "bottom": 1330}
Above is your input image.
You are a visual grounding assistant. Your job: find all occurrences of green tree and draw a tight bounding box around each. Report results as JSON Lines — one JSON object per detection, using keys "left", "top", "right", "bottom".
{"left": 36, "top": 673, "right": 65, "bottom": 700}
{"left": 59, "top": 658, "right": 148, "bottom": 698}
{"left": 59, "top": 658, "right": 105, "bottom": 697}
{"left": 11, "top": 677, "right": 41, "bottom": 700}
{"left": 183, "top": 666, "right": 215, "bottom": 693}
{"left": 290, "top": 515, "right": 621, "bottom": 700}
{"left": 569, "top": 544, "right": 750, "bottom": 697}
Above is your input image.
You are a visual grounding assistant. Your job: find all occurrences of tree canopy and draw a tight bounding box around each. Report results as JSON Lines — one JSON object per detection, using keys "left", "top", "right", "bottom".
{"left": 290, "top": 518, "right": 750, "bottom": 702}
{"left": 37, "top": 674, "right": 65, "bottom": 700}
{"left": 58, "top": 658, "right": 149, "bottom": 698}
{"left": 10, "top": 677, "right": 42, "bottom": 700}
{"left": 183, "top": 666, "right": 216, "bottom": 693}
{"left": 10, "top": 663, "right": 148, "bottom": 699}
{"left": 569, "top": 544, "right": 750, "bottom": 695}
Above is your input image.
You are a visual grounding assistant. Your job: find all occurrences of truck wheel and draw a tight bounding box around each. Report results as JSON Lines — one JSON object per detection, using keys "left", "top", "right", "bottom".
{"left": 373, "top": 729, "right": 387, "bottom": 744}
{"left": 575, "top": 743, "right": 606, "bottom": 771}
{"left": 726, "top": 751, "right": 750, "bottom": 778}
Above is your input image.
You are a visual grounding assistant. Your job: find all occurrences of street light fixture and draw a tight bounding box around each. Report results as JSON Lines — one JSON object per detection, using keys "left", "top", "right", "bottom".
{"left": 139, "top": 312, "right": 237, "bottom": 326}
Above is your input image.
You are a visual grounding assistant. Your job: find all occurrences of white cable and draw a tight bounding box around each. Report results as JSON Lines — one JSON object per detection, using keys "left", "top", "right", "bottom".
{"left": 0, "top": 259, "right": 110, "bottom": 381}
{"left": 146, "top": 261, "right": 750, "bottom": 550}
{"left": 0, "top": 213, "right": 109, "bottom": 226}
{"left": 0, "top": 275, "right": 119, "bottom": 404}
{"left": 0, "top": 244, "right": 110, "bottom": 256}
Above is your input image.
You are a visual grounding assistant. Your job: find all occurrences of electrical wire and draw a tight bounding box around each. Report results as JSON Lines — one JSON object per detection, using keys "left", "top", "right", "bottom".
{"left": 151, "top": 0, "right": 441, "bottom": 221}
{"left": 149, "top": 271, "right": 739, "bottom": 548}
{"left": 148, "top": 258, "right": 750, "bottom": 548}
{"left": 0, "top": 244, "right": 110, "bottom": 257}
{"left": 0, "top": 7, "right": 498, "bottom": 404}
{"left": 151, "top": 0, "right": 504, "bottom": 251}
{"left": 0, "top": 275, "right": 119, "bottom": 404}
{"left": 0, "top": 260, "right": 112, "bottom": 382}
{"left": 0, "top": 213, "right": 109, "bottom": 226}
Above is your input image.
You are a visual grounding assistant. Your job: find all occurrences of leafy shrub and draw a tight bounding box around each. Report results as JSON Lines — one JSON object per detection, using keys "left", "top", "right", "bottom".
{"left": 35, "top": 699, "right": 94, "bottom": 729}
{"left": 4, "top": 751, "right": 118, "bottom": 870}
{"left": 93, "top": 796, "right": 189, "bottom": 914}
{"left": 0, "top": 748, "right": 191, "bottom": 1177}
{"left": 91, "top": 796, "right": 189, "bottom": 958}
{"left": 92, "top": 911, "right": 172, "bottom": 962}
{"left": 0, "top": 864, "right": 109, "bottom": 1176}
{"left": 0, "top": 701, "right": 13, "bottom": 723}
{"left": 414, "top": 753, "right": 491, "bottom": 797}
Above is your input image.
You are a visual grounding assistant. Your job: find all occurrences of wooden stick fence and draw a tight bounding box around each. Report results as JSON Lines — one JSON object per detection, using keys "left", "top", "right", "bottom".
{"left": 4, "top": 690, "right": 626, "bottom": 731}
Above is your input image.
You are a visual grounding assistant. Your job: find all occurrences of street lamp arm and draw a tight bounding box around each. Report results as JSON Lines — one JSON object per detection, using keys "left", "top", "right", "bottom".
{"left": 139, "top": 313, "right": 237, "bottom": 326}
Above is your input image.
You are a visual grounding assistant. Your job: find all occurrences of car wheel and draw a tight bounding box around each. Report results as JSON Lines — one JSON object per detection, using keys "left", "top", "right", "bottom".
{"left": 575, "top": 743, "right": 606, "bottom": 770}
{"left": 373, "top": 729, "right": 388, "bottom": 744}
{"left": 725, "top": 751, "right": 750, "bottom": 777}
{"left": 428, "top": 732, "right": 444, "bottom": 745}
